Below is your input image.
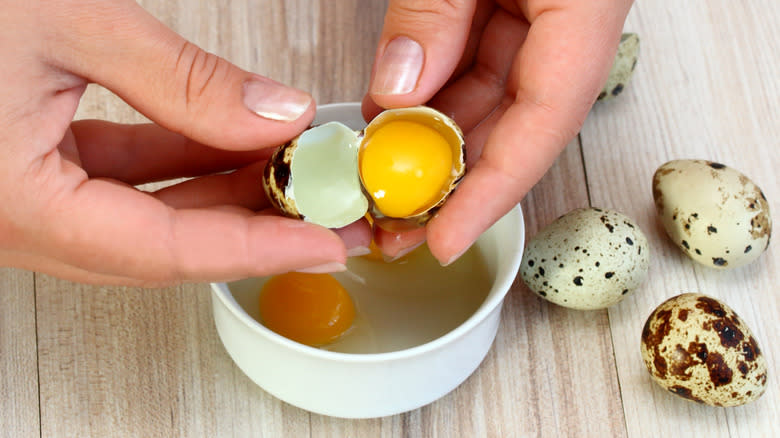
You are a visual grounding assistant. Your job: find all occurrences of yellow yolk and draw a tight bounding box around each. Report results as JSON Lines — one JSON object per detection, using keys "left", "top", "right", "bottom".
{"left": 359, "top": 120, "right": 453, "bottom": 218}
{"left": 259, "top": 272, "right": 355, "bottom": 346}
{"left": 360, "top": 213, "right": 384, "bottom": 261}
{"left": 363, "top": 238, "right": 385, "bottom": 261}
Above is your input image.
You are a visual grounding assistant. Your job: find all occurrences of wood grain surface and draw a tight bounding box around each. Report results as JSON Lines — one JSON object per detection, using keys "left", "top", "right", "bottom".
{"left": 0, "top": 0, "right": 777, "bottom": 437}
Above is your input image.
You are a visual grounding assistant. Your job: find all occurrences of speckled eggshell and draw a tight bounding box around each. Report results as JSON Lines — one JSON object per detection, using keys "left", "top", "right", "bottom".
{"left": 640, "top": 293, "right": 768, "bottom": 406}
{"left": 263, "top": 138, "right": 303, "bottom": 221}
{"left": 520, "top": 207, "right": 650, "bottom": 310}
{"left": 361, "top": 106, "right": 466, "bottom": 233}
{"left": 597, "top": 32, "right": 640, "bottom": 101}
{"left": 652, "top": 159, "right": 772, "bottom": 269}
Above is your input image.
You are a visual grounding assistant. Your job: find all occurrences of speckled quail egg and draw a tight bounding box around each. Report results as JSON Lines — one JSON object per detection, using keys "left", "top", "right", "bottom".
{"left": 652, "top": 159, "right": 772, "bottom": 269}
{"left": 263, "top": 106, "right": 465, "bottom": 230}
{"left": 640, "top": 293, "right": 768, "bottom": 406}
{"left": 597, "top": 32, "right": 640, "bottom": 101}
{"left": 520, "top": 207, "right": 650, "bottom": 310}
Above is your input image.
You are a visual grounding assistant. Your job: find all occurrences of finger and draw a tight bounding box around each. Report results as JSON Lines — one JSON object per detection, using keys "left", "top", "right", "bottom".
{"left": 361, "top": 94, "right": 385, "bottom": 123}
{"left": 334, "top": 219, "right": 373, "bottom": 257}
{"left": 369, "top": 0, "right": 478, "bottom": 107}
{"left": 2, "top": 204, "right": 284, "bottom": 287}
{"left": 426, "top": 102, "right": 536, "bottom": 266}
{"left": 365, "top": 9, "right": 526, "bottom": 260}
{"left": 373, "top": 226, "right": 427, "bottom": 259}
{"left": 0, "top": 249, "right": 171, "bottom": 287}
{"left": 362, "top": 8, "right": 527, "bottom": 160}
{"left": 427, "top": 1, "right": 632, "bottom": 265}
{"left": 71, "top": 121, "right": 274, "bottom": 185}
{"left": 428, "top": 10, "right": 529, "bottom": 132}
{"left": 370, "top": 98, "right": 511, "bottom": 260}
{"left": 153, "top": 161, "right": 268, "bottom": 210}
{"left": 445, "top": 0, "right": 499, "bottom": 87}
{"left": 30, "top": 177, "right": 348, "bottom": 283}
{"left": 45, "top": 1, "right": 314, "bottom": 151}
{"left": 460, "top": 97, "right": 512, "bottom": 168}
{"left": 361, "top": 1, "right": 498, "bottom": 120}
{"left": 152, "top": 165, "right": 372, "bottom": 254}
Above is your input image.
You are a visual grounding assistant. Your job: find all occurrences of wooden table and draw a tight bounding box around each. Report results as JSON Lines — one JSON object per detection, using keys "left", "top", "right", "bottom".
{"left": 2, "top": 1, "right": 777, "bottom": 436}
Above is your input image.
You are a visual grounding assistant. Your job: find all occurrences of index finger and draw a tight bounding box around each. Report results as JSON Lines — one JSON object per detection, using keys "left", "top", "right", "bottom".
{"left": 30, "top": 177, "right": 349, "bottom": 283}
{"left": 426, "top": 0, "right": 633, "bottom": 265}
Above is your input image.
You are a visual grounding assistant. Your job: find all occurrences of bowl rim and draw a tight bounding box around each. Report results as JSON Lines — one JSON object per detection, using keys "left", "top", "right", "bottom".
{"left": 211, "top": 102, "right": 525, "bottom": 363}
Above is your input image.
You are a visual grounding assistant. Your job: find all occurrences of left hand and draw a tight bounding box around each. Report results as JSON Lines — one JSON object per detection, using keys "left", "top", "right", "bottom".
{"left": 0, "top": 0, "right": 370, "bottom": 286}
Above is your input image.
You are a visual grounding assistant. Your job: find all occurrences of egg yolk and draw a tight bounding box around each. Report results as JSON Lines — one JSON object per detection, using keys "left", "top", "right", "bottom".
{"left": 360, "top": 213, "right": 384, "bottom": 261}
{"left": 362, "top": 238, "right": 385, "bottom": 261}
{"left": 359, "top": 120, "right": 453, "bottom": 218}
{"left": 259, "top": 272, "right": 355, "bottom": 346}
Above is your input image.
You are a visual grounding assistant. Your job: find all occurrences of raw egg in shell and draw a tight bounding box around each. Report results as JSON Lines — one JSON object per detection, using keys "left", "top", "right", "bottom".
{"left": 263, "top": 106, "right": 465, "bottom": 230}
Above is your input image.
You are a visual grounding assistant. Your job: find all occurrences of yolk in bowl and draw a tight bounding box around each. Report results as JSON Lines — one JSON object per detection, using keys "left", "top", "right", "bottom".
{"left": 258, "top": 272, "right": 355, "bottom": 346}
{"left": 359, "top": 120, "right": 453, "bottom": 218}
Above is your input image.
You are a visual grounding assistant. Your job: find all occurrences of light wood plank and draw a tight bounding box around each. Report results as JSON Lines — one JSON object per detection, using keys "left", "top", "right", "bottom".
{"left": 581, "top": 1, "right": 779, "bottom": 436}
{"left": 29, "top": 0, "right": 779, "bottom": 436}
{"left": 0, "top": 268, "right": 39, "bottom": 438}
{"left": 454, "top": 141, "right": 626, "bottom": 438}
{"left": 35, "top": 279, "right": 312, "bottom": 437}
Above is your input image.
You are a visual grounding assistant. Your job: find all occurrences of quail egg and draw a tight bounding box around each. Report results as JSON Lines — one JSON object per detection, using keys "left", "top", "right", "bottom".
{"left": 652, "top": 159, "right": 772, "bottom": 269}
{"left": 640, "top": 293, "right": 768, "bottom": 406}
{"left": 263, "top": 106, "right": 465, "bottom": 230}
{"left": 597, "top": 32, "right": 640, "bottom": 101}
{"left": 520, "top": 207, "right": 650, "bottom": 310}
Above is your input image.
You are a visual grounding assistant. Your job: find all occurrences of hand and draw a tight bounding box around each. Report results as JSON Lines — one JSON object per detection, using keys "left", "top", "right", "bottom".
{"left": 0, "top": 0, "right": 370, "bottom": 286}
{"left": 365, "top": 0, "right": 633, "bottom": 264}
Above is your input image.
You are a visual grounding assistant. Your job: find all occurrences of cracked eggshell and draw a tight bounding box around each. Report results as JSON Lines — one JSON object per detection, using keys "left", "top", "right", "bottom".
{"left": 652, "top": 159, "right": 772, "bottom": 269}
{"left": 263, "top": 106, "right": 466, "bottom": 231}
{"left": 597, "top": 32, "right": 640, "bottom": 101}
{"left": 263, "top": 122, "right": 369, "bottom": 229}
{"left": 640, "top": 293, "right": 768, "bottom": 406}
{"left": 360, "top": 106, "right": 466, "bottom": 232}
{"left": 520, "top": 207, "right": 650, "bottom": 310}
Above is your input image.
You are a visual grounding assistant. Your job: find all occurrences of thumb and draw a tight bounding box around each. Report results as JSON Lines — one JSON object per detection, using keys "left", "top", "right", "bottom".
{"left": 369, "top": 0, "right": 477, "bottom": 108}
{"left": 48, "top": 1, "right": 314, "bottom": 150}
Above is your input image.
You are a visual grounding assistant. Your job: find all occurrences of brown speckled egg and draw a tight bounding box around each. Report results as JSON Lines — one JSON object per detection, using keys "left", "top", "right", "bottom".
{"left": 653, "top": 159, "right": 772, "bottom": 269}
{"left": 597, "top": 32, "right": 640, "bottom": 101}
{"left": 640, "top": 293, "right": 768, "bottom": 406}
{"left": 519, "top": 207, "right": 650, "bottom": 310}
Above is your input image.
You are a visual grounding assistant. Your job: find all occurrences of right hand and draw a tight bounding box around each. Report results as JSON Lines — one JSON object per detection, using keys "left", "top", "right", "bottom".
{"left": 364, "top": 0, "right": 633, "bottom": 264}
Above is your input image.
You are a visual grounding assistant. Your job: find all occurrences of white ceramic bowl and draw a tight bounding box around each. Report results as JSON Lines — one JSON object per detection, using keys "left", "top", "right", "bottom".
{"left": 210, "top": 102, "right": 525, "bottom": 419}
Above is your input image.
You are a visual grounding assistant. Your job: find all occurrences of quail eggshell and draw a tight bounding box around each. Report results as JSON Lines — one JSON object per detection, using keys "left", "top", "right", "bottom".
{"left": 263, "top": 122, "right": 368, "bottom": 229}
{"left": 361, "top": 106, "right": 466, "bottom": 232}
{"left": 263, "top": 106, "right": 467, "bottom": 231}
{"left": 597, "top": 32, "right": 640, "bottom": 101}
{"left": 640, "top": 293, "right": 768, "bottom": 406}
{"left": 652, "top": 159, "right": 772, "bottom": 269}
{"left": 520, "top": 207, "right": 650, "bottom": 310}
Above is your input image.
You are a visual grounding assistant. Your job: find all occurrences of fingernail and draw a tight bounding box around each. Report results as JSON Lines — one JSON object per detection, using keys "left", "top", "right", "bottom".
{"left": 347, "top": 246, "right": 371, "bottom": 257}
{"left": 243, "top": 77, "right": 312, "bottom": 121}
{"left": 296, "top": 262, "right": 346, "bottom": 274}
{"left": 384, "top": 241, "right": 425, "bottom": 263}
{"left": 441, "top": 243, "right": 472, "bottom": 267}
{"left": 371, "top": 36, "right": 424, "bottom": 95}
